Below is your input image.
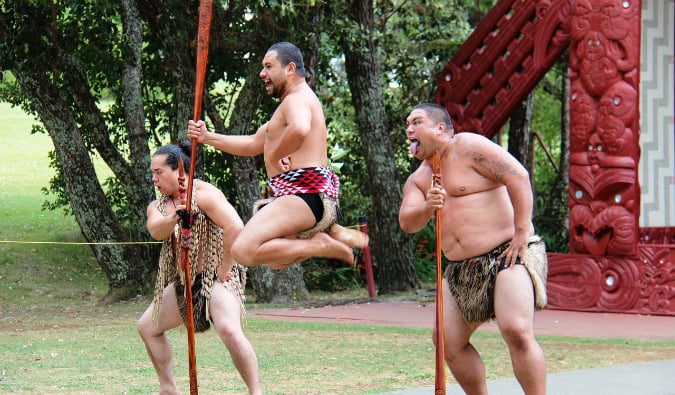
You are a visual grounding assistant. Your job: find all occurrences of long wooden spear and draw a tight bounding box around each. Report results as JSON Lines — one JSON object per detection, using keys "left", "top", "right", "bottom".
{"left": 431, "top": 151, "right": 446, "bottom": 395}
{"left": 176, "top": 158, "right": 198, "bottom": 394}
{"left": 179, "top": 1, "right": 213, "bottom": 394}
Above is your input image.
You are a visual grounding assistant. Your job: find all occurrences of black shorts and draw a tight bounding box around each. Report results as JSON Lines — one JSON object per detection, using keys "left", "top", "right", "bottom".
{"left": 297, "top": 193, "right": 324, "bottom": 223}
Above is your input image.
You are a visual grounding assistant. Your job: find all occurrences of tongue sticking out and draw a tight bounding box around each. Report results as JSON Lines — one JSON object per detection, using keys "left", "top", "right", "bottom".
{"left": 410, "top": 140, "right": 420, "bottom": 156}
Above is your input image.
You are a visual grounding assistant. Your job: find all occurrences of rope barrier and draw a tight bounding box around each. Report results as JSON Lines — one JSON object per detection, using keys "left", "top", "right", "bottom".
{"left": 0, "top": 223, "right": 363, "bottom": 246}
{"left": 0, "top": 240, "right": 161, "bottom": 245}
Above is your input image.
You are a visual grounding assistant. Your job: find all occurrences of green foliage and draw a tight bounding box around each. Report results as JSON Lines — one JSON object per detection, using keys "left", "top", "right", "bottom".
{"left": 530, "top": 61, "right": 569, "bottom": 252}
{"left": 1, "top": 0, "right": 573, "bottom": 291}
{"left": 408, "top": 222, "right": 450, "bottom": 283}
{"left": 303, "top": 258, "right": 362, "bottom": 292}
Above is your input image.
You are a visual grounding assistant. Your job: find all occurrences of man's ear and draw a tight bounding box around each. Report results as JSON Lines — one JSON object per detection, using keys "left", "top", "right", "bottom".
{"left": 286, "top": 62, "right": 297, "bottom": 75}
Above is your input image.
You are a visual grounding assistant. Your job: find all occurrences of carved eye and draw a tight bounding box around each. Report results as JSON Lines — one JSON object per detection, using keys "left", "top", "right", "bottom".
{"left": 605, "top": 275, "right": 615, "bottom": 287}
{"left": 614, "top": 194, "right": 622, "bottom": 203}
{"left": 613, "top": 97, "right": 621, "bottom": 106}
{"left": 575, "top": 190, "right": 584, "bottom": 199}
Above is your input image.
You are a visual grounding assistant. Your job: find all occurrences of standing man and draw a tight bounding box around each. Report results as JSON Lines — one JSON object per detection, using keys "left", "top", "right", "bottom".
{"left": 187, "top": 41, "right": 367, "bottom": 270}
{"left": 399, "top": 103, "right": 548, "bottom": 395}
{"left": 138, "top": 142, "right": 262, "bottom": 395}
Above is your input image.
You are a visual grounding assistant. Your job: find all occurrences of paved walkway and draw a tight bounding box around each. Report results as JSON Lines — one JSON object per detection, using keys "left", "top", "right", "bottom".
{"left": 250, "top": 300, "right": 675, "bottom": 341}
{"left": 381, "top": 359, "right": 675, "bottom": 395}
{"left": 250, "top": 299, "right": 675, "bottom": 394}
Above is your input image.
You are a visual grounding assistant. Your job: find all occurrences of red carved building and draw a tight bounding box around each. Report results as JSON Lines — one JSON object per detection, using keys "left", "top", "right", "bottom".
{"left": 436, "top": 0, "right": 675, "bottom": 316}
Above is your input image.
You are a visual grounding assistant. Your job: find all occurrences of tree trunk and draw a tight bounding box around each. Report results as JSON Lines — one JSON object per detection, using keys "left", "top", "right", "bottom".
{"left": 342, "top": 0, "right": 418, "bottom": 293}
{"left": 137, "top": 0, "right": 197, "bottom": 142}
{"left": 15, "top": 67, "right": 150, "bottom": 300}
{"left": 119, "top": 0, "right": 156, "bottom": 244}
{"left": 508, "top": 90, "right": 534, "bottom": 167}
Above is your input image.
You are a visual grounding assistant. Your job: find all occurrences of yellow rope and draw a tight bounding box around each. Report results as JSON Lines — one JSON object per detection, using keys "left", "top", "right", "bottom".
{"left": 0, "top": 223, "right": 365, "bottom": 246}
{"left": 0, "top": 240, "right": 161, "bottom": 245}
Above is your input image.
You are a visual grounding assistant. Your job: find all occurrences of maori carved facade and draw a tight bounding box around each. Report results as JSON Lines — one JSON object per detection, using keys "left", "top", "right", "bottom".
{"left": 436, "top": 0, "right": 675, "bottom": 315}
{"left": 567, "top": 0, "right": 640, "bottom": 257}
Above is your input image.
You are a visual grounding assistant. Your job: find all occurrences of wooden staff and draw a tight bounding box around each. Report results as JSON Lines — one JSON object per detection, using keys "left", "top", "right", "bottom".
{"left": 431, "top": 150, "right": 446, "bottom": 394}
{"left": 180, "top": 1, "right": 213, "bottom": 394}
{"left": 177, "top": 158, "right": 198, "bottom": 394}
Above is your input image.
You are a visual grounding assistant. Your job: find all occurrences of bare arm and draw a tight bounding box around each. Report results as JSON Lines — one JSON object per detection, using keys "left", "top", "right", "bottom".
{"left": 146, "top": 201, "right": 180, "bottom": 241}
{"left": 399, "top": 166, "right": 443, "bottom": 233}
{"left": 187, "top": 119, "right": 265, "bottom": 157}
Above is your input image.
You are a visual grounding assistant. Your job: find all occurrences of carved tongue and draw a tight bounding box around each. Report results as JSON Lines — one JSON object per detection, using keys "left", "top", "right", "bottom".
{"left": 410, "top": 140, "right": 420, "bottom": 156}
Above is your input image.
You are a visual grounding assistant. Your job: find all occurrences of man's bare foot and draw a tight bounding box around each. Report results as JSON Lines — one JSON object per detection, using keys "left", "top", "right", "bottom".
{"left": 312, "top": 231, "right": 355, "bottom": 264}
{"left": 328, "top": 224, "right": 369, "bottom": 249}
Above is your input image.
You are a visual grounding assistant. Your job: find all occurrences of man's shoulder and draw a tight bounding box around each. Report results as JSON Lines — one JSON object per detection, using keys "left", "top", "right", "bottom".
{"left": 406, "top": 163, "right": 432, "bottom": 184}
{"left": 455, "top": 131, "right": 499, "bottom": 149}
{"left": 146, "top": 199, "right": 160, "bottom": 213}
{"left": 282, "top": 83, "right": 319, "bottom": 104}
{"left": 195, "top": 179, "right": 219, "bottom": 194}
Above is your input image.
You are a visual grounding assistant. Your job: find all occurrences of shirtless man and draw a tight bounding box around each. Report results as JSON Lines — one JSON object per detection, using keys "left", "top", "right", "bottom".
{"left": 399, "top": 103, "right": 548, "bottom": 395}
{"left": 187, "top": 41, "right": 367, "bottom": 269}
{"left": 138, "top": 142, "right": 261, "bottom": 394}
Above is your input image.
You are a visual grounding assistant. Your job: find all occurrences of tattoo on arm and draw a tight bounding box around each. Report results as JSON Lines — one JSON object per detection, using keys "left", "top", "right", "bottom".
{"left": 469, "top": 151, "right": 517, "bottom": 182}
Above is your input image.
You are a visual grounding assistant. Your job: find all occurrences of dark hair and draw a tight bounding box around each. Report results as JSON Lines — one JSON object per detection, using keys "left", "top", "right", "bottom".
{"left": 413, "top": 103, "right": 454, "bottom": 131}
{"left": 153, "top": 141, "right": 192, "bottom": 171}
{"left": 267, "top": 41, "right": 306, "bottom": 77}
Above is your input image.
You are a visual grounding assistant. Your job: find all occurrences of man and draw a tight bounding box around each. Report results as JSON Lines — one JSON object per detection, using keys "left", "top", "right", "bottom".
{"left": 398, "top": 103, "right": 548, "bottom": 395}
{"left": 137, "top": 142, "right": 262, "bottom": 395}
{"left": 187, "top": 41, "right": 367, "bottom": 270}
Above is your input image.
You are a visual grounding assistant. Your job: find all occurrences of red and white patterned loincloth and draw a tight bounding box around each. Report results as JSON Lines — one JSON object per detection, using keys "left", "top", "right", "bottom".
{"left": 269, "top": 167, "right": 339, "bottom": 199}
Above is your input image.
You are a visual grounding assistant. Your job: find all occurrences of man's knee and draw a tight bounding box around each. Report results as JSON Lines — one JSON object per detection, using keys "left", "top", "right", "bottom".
{"left": 216, "top": 324, "right": 244, "bottom": 348}
{"left": 232, "top": 237, "right": 255, "bottom": 266}
{"left": 500, "top": 325, "right": 533, "bottom": 350}
{"left": 137, "top": 317, "right": 154, "bottom": 339}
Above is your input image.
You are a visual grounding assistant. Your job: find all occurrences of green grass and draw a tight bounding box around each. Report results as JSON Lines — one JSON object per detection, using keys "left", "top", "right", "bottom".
{"left": 0, "top": 102, "right": 109, "bottom": 310}
{"left": 0, "top": 102, "right": 674, "bottom": 394}
{"left": 1, "top": 312, "right": 674, "bottom": 394}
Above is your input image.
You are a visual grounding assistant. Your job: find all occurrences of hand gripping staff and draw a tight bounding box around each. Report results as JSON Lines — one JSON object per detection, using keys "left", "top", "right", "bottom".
{"left": 180, "top": 1, "right": 213, "bottom": 394}
{"left": 431, "top": 151, "right": 446, "bottom": 394}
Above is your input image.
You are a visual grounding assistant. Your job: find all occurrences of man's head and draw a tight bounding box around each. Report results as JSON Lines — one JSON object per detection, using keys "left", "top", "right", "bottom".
{"left": 405, "top": 103, "right": 454, "bottom": 160}
{"left": 260, "top": 41, "right": 306, "bottom": 98}
{"left": 151, "top": 142, "right": 191, "bottom": 197}
{"left": 267, "top": 42, "right": 306, "bottom": 77}
{"left": 411, "top": 103, "right": 453, "bottom": 127}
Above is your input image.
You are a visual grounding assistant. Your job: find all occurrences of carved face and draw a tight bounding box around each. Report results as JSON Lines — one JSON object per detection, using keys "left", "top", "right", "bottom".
{"left": 598, "top": 81, "right": 636, "bottom": 124}
{"left": 570, "top": 80, "right": 598, "bottom": 152}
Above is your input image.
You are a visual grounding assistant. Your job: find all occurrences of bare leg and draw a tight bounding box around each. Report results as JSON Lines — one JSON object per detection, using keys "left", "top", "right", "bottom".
{"left": 233, "top": 196, "right": 354, "bottom": 267}
{"left": 494, "top": 265, "right": 547, "bottom": 395}
{"left": 209, "top": 281, "right": 262, "bottom": 395}
{"left": 328, "top": 223, "right": 369, "bottom": 249}
{"left": 137, "top": 285, "right": 183, "bottom": 395}
{"left": 261, "top": 232, "right": 355, "bottom": 269}
{"left": 440, "top": 279, "right": 489, "bottom": 395}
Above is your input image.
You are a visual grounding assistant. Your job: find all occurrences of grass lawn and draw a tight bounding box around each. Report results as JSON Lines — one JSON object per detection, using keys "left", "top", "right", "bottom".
{"left": 1, "top": 102, "right": 674, "bottom": 394}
